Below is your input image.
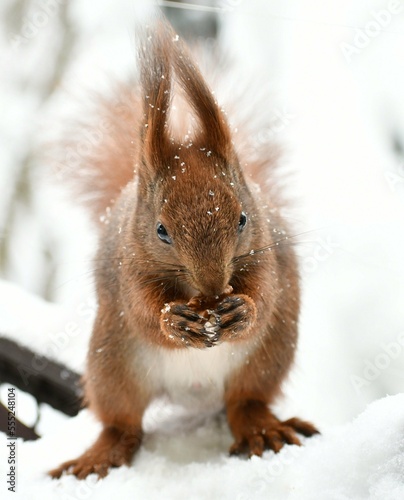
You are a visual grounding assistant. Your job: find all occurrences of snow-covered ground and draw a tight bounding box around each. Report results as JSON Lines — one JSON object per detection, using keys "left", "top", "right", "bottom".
{"left": 0, "top": 393, "right": 403, "bottom": 500}
{"left": 1, "top": 0, "right": 404, "bottom": 498}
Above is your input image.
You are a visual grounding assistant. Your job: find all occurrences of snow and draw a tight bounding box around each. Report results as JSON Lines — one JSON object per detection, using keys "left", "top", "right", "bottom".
{"left": 1, "top": 0, "right": 404, "bottom": 497}
{"left": 0, "top": 279, "right": 93, "bottom": 373}
{"left": 0, "top": 394, "right": 403, "bottom": 499}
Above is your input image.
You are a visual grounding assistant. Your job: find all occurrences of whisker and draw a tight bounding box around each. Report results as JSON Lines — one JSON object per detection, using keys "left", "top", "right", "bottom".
{"left": 137, "top": 266, "right": 190, "bottom": 287}
{"left": 141, "top": 259, "right": 187, "bottom": 269}
{"left": 139, "top": 274, "right": 187, "bottom": 286}
{"left": 84, "top": 256, "right": 187, "bottom": 272}
{"left": 139, "top": 268, "right": 188, "bottom": 276}
{"left": 233, "top": 229, "right": 320, "bottom": 263}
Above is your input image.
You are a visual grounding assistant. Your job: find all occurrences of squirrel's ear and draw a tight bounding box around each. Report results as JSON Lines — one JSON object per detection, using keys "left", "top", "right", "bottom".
{"left": 171, "top": 34, "right": 232, "bottom": 158}
{"left": 138, "top": 23, "right": 172, "bottom": 178}
{"left": 138, "top": 20, "right": 233, "bottom": 177}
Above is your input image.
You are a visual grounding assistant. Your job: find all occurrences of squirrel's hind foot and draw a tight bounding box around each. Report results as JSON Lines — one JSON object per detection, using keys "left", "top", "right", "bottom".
{"left": 49, "top": 426, "right": 143, "bottom": 480}
{"left": 228, "top": 400, "right": 319, "bottom": 458}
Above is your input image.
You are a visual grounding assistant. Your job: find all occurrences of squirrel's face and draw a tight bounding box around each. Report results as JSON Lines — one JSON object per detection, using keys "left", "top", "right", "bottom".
{"left": 138, "top": 148, "right": 255, "bottom": 298}
{"left": 133, "top": 25, "right": 263, "bottom": 298}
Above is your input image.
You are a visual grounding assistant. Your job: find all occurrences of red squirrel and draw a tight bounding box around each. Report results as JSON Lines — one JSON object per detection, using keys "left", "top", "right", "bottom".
{"left": 50, "top": 20, "right": 318, "bottom": 480}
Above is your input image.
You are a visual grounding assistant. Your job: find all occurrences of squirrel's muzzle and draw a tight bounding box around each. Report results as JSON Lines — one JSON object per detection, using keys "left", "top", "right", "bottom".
{"left": 192, "top": 266, "right": 232, "bottom": 297}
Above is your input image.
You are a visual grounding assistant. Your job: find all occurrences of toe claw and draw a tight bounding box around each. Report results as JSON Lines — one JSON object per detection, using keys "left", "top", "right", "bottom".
{"left": 283, "top": 417, "right": 320, "bottom": 437}
{"left": 265, "top": 432, "right": 284, "bottom": 453}
{"left": 247, "top": 435, "right": 265, "bottom": 457}
{"left": 229, "top": 439, "right": 248, "bottom": 456}
{"left": 279, "top": 426, "right": 302, "bottom": 446}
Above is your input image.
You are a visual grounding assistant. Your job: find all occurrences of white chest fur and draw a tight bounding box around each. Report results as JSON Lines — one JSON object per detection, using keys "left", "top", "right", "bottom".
{"left": 140, "top": 342, "right": 250, "bottom": 411}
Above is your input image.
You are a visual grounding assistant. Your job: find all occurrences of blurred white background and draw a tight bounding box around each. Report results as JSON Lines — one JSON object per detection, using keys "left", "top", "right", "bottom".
{"left": 0, "top": 0, "right": 404, "bottom": 430}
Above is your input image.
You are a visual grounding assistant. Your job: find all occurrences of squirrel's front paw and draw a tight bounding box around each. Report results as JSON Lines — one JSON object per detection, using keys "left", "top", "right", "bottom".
{"left": 160, "top": 294, "right": 257, "bottom": 349}
{"left": 212, "top": 294, "right": 257, "bottom": 341}
{"left": 160, "top": 302, "right": 216, "bottom": 348}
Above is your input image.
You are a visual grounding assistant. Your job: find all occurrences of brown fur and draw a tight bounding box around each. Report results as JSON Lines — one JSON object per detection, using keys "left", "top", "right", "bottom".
{"left": 49, "top": 20, "right": 318, "bottom": 480}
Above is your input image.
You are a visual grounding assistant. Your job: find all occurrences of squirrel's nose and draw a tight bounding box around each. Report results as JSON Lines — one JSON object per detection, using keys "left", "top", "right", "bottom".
{"left": 193, "top": 269, "right": 230, "bottom": 297}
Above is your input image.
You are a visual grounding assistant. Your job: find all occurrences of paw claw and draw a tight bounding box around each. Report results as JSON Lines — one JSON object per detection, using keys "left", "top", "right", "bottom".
{"left": 49, "top": 460, "right": 77, "bottom": 479}
{"left": 171, "top": 304, "right": 203, "bottom": 322}
{"left": 247, "top": 435, "right": 265, "bottom": 457}
{"left": 264, "top": 432, "right": 285, "bottom": 453}
{"left": 282, "top": 417, "right": 320, "bottom": 437}
{"left": 278, "top": 427, "right": 302, "bottom": 446}
{"left": 229, "top": 440, "right": 247, "bottom": 456}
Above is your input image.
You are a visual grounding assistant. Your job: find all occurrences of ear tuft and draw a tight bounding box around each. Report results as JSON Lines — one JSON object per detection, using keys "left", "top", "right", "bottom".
{"left": 137, "top": 19, "right": 233, "bottom": 177}
{"left": 170, "top": 32, "right": 232, "bottom": 156}
{"left": 137, "top": 22, "right": 173, "bottom": 174}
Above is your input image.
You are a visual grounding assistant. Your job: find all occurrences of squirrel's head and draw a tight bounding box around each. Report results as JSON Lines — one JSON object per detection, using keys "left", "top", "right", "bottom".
{"left": 133, "top": 22, "right": 259, "bottom": 298}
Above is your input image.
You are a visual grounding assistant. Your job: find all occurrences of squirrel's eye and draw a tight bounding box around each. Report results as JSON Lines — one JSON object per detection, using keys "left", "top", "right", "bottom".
{"left": 238, "top": 211, "right": 247, "bottom": 233}
{"left": 157, "top": 223, "right": 172, "bottom": 244}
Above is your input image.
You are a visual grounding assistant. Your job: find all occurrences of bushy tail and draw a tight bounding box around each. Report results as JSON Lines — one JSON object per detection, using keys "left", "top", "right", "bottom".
{"left": 49, "top": 81, "right": 142, "bottom": 223}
